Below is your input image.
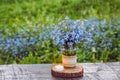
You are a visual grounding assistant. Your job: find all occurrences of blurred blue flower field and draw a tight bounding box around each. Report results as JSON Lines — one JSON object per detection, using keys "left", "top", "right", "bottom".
{"left": 0, "top": 0, "right": 120, "bottom": 64}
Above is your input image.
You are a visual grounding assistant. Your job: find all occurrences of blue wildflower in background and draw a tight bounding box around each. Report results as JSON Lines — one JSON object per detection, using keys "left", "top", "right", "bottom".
{"left": 0, "top": 17, "right": 119, "bottom": 57}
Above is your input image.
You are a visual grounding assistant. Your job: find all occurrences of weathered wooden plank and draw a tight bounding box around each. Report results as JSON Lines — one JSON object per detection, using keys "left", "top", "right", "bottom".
{"left": 0, "top": 62, "right": 119, "bottom": 80}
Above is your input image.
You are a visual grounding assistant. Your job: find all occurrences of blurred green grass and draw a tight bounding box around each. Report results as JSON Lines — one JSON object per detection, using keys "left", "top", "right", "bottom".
{"left": 0, "top": 0, "right": 120, "bottom": 27}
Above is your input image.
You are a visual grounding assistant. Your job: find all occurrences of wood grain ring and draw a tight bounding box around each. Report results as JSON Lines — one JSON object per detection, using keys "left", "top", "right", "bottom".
{"left": 51, "top": 65, "right": 83, "bottom": 78}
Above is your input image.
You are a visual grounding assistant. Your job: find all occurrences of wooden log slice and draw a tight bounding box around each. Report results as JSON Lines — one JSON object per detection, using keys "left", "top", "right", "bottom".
{"left": 51, "top": 65, "right": 84, "bottom": 78}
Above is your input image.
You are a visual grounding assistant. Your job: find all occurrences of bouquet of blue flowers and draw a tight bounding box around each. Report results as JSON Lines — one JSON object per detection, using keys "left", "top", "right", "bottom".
{"left": 51, "top": 17, "right": 92, "bottom": 56}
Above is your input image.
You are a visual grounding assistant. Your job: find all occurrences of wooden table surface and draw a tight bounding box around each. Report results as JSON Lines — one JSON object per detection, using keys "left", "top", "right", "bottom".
{"left": 0, "top": 62, "right": 120, "bottom": 80}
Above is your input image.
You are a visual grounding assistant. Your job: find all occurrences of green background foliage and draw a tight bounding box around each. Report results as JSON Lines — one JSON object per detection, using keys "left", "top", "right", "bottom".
{"left": 0, "top": 0, "right": 120, "bottom": 64}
